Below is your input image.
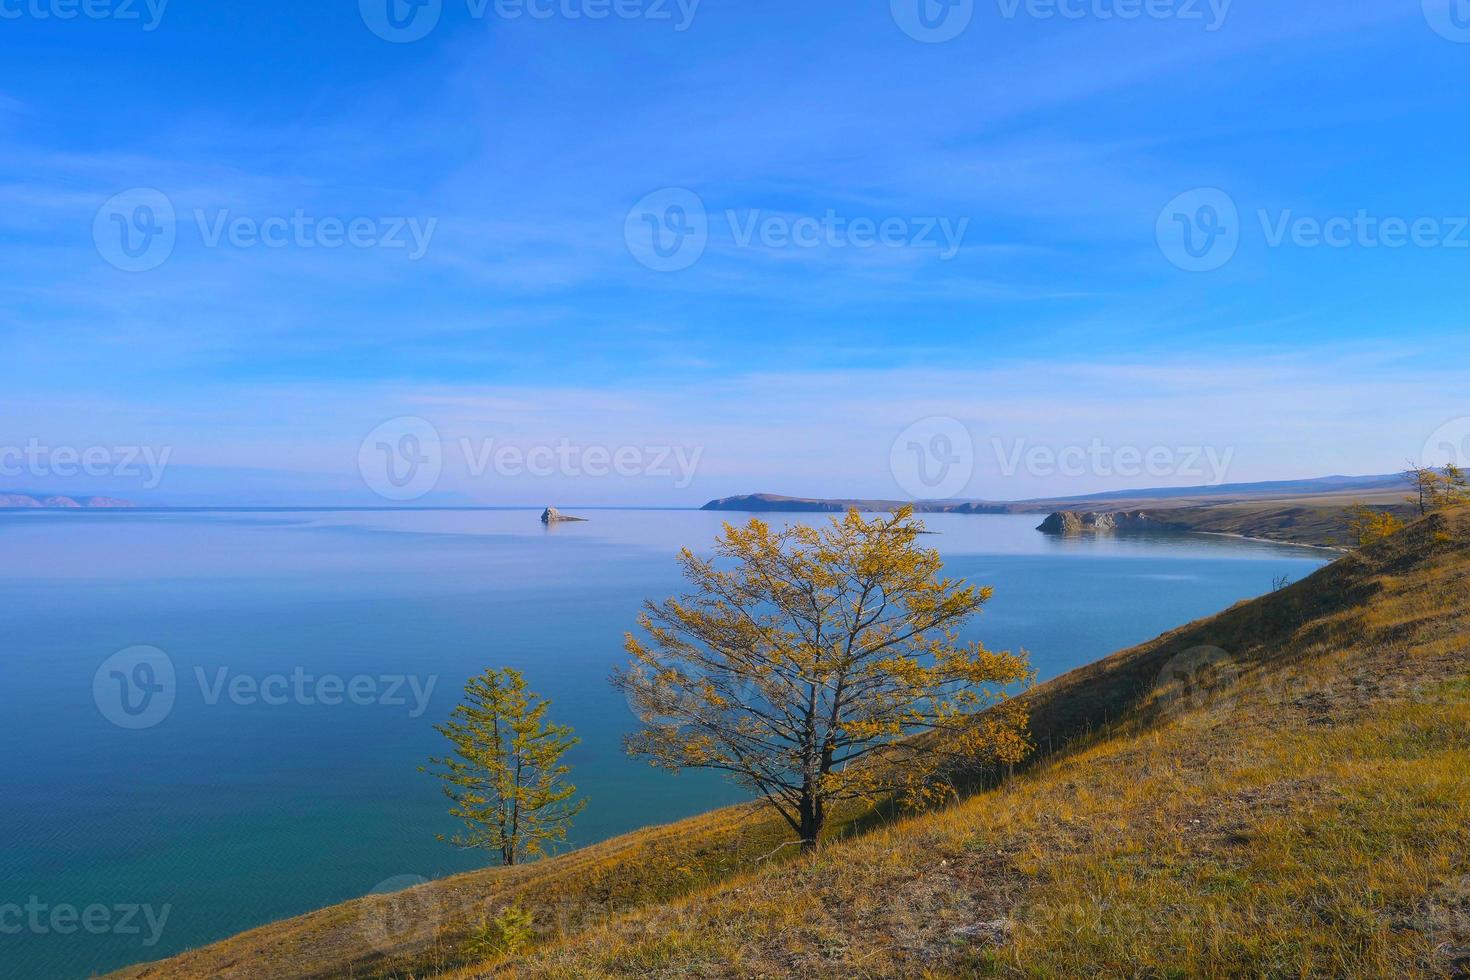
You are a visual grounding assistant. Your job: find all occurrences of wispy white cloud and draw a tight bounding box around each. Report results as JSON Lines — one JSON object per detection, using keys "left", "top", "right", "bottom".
{"left": 2, "top": 0, "right": 1462, "bottom": 509}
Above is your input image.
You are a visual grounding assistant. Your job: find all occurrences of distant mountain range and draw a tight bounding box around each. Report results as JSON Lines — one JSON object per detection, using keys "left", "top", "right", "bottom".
{"left": 0, "top": 492, "right": 135, "bottom": 509}
{"left": 701, "top": 473, "right": 1412, "bottom": 515}
{"left": 1050, "top": 472, "right": 1411, "bottom": 502}
{"left": 0, "top": 473, "right": 1414, "bottom": 516}
{"left": 701, "top": 474, "right": 1419, "bottom": 549}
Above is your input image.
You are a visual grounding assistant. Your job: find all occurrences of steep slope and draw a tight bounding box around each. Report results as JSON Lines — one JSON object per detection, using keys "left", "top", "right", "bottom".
{"left": 477, "top": 509, "right": 1470, "bottom": 978}
{"left": 117, "top": 510, "right": 1470, "bottom": 979}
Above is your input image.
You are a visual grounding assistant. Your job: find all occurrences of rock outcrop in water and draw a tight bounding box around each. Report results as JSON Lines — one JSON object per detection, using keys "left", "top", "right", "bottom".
{"left": 1037, "top": 510, "right": 1155, "bottom": 534}
{"left": 541, "top": 507, "right": 588, "bottom": 524}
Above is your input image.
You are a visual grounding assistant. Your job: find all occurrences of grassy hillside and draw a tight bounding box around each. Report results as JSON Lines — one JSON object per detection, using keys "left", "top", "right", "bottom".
{"left": 1125, "top": 493, "right": 1417, "bottom": 549}
{"left": 118, "top": 510, "right": 1470, "bottom": 979}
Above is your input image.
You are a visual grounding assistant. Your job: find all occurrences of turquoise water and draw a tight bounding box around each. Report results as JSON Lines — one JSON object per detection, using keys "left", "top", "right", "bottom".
{"left": 0, "top": 509, "right": 1329, "bottom": 979}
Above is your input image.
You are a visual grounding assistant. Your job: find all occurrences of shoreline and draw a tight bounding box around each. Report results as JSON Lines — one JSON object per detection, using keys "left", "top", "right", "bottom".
{"left": 1184, "top": 528, "right": 1348, "bottom": 554}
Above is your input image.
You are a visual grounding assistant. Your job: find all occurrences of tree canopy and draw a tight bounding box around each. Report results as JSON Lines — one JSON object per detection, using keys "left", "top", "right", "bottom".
{"left": 614, "top": 507, "right": 1033, "bottom": 849}
{"left": 424, "top": 668, "right": 584, "bottom": 867}
{"left": 1406, "top": 462, "right": 1470, "bottom": 515}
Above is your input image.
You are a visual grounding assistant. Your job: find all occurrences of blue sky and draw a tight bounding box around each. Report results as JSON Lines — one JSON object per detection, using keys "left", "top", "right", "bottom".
{"left": 2, "top": 0, "right": 1468, "bottom": 505}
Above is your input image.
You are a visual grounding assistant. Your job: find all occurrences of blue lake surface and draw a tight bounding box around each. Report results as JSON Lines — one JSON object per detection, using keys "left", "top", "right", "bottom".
{"left": 0, "top": 509, "right": 1331, "bottom": 978}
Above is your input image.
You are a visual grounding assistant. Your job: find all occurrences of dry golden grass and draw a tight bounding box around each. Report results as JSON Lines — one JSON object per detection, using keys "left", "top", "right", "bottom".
{"left": 108, "top": 800, "right": 848, "bottom": 979}
{"left": 118, "top": 509, "right": 1470, "bottom": 979}
{"left": 478, "top": 509, "right": 1470, "bottom": 978}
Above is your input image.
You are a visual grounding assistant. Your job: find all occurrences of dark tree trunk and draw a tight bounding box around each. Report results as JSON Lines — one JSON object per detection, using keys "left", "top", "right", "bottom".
{"left": 798, "top": 792, "right": 825, "bottom": 851}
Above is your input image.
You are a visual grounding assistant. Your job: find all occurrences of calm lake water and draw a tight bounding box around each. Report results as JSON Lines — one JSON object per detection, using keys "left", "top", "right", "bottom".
{"left": 0, "top": 509, "right": 1330, "bottom": 978}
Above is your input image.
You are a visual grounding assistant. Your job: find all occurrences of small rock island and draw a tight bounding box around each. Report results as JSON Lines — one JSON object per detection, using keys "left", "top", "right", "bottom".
{"left": 541, "top": 507, "right": 588, "bottom": 524}
{"left": 1037, "top": 510, "right": 1154, "bottom": 534}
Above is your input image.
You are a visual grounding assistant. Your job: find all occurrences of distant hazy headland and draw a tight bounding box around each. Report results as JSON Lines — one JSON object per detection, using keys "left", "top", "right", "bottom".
{"left": 702, "top": 473, "right": 1414, "bottom": 549}
{"left": 0, "top": 492, "right": 135, "bottom": 508}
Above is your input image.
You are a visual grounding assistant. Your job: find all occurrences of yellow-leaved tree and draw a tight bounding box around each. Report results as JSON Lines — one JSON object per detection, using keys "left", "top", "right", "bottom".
{"left": 1346, "top": 504, "right": 1406, "bottom": 548}
{"left": 1405, "top": 462, "right": 1470, "bottom": 515}
{"left": 424, "top": 668, "right": 584, "bottom": 867}
{"left": 614, "top": 507, "right": 1033, "bottom": 851}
